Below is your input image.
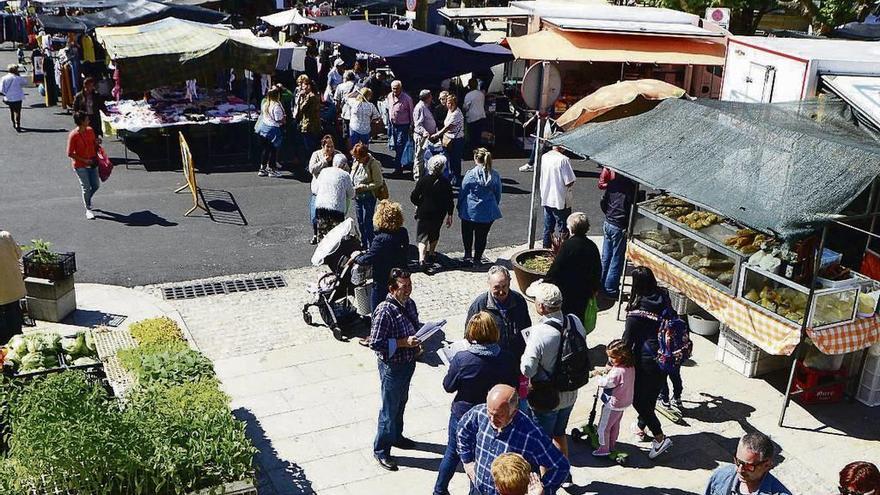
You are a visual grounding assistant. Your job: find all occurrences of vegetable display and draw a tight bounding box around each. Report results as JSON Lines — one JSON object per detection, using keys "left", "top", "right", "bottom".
{"left": 0, "top": 318, "right": 256, "bottom": 494}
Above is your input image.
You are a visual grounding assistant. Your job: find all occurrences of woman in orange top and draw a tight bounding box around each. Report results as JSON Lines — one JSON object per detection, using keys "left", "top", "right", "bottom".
{"left": 67, "top": 111, "right": 102, "bottom": 219}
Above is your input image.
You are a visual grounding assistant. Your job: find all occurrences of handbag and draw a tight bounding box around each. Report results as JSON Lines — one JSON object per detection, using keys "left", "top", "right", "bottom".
{"left": 369, "top": 161, "right": 390, "bottom": 200}
{"left": 97, "top": 146, "right": 113, "bottom": 182}
{"left": 441, "top": 134, "right": 453, "bottom": 148}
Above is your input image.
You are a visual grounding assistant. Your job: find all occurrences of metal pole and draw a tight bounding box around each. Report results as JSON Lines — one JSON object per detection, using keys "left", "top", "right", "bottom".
{"left": 526, "top": 61, "right": 552, "bottom": 249}
{"left": 527, "top": 116, "right": 545, "bottom": 249}
{"left": 778, "top": 224, "right": 828, "bottom": 427}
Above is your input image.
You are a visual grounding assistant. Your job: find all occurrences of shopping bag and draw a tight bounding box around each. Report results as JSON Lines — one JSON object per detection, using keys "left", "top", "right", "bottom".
{"left": 401, "top": 137, "right": 414, "bottom": 168}
{"left": 583, "top": 297, "right": 598, "bottom": 335}
{"left": 97, "top": 147, "right": 113, "bottom": 182}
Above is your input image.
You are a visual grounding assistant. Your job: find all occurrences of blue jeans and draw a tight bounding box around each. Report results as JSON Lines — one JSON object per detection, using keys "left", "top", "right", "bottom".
{"left": 391, "top": 123, "right": 411, "bottom": 170}
{"left": 434, "top": 412, "right": 462, "bottom": 495}
{"left": 0, "top": 300, "right": 23, "bottom": 344}
{"left": 350, "top": 130, "right": 371, "bottom": 149}
{"left": 75, "top": 166, "right": 100, "bottom": 209}
{"left": 533, "top": 405, "right": 574, "bottom": 437}
{"left": 356, "top": 193, "right": 377, "bottom": 249}
{"left": 300, "top": 132, "right": 319, "bottom": 170}
{"left": 659, "top": 367, "right": 683, "bottom": 401}
{"left": 467, "top": 118, "right": 486, "bottom": 153}
{"left": 374, "top": 359, "right": 417, "bottom": 458}
{"left": 601, "top": 221, "right": 627, "bottom": 296}
{"left": 447, "top": 137, "right": 465, "bottom": 186}
{"left": 542, "top": 206, "right": 570, "bottom": 248}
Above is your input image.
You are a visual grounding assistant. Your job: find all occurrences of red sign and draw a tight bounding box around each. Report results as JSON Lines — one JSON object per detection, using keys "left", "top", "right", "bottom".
{"left": 406, "top": 0, "right": 417, "bottom": 11}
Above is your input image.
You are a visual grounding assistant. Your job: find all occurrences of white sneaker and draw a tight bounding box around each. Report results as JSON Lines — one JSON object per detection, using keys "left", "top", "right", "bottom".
{"left": 519, "top": 163, "right": 534, "bottom": 172}
{"left": 648, "top": 437, "right": 672, "bottom": 459}
{"left": 269, "top": 169, "right": 282, "bottom": 178}
{"left": 257, "top": 169, "right": 268, "bottom": 177}
{"left": 85, "top": 210, "right": 95, "bottom": 220}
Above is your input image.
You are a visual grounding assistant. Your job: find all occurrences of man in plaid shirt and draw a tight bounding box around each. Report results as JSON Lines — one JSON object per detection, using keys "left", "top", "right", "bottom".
{"left": 457, "top": 384, "right": 570, "bottom": 495}
{"left": 368, "top": 269, "right": 422, "bottom": 471}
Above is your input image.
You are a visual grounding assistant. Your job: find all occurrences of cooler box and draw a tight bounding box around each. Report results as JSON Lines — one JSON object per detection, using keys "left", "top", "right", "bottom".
{"left": 792, "top": 361, "right": 847, "bottom": 405}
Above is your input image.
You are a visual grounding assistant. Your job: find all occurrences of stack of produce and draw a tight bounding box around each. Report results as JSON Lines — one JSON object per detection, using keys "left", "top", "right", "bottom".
{"left": 3, "top": 334, "right": 63, "bottom": 375}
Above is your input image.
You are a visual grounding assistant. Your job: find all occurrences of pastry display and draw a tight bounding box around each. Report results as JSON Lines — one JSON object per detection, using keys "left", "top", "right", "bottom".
{"left": 676, "top": 211, "right": 721, "bottom": 229}
{"left": 651, "top": 197, "right": 695, "bottom": 219}
{"left": 744, "top": 285, "right": 808, "bottom": 325}
{"left": 724, "top": 229, "right": 768, "bottom": 255}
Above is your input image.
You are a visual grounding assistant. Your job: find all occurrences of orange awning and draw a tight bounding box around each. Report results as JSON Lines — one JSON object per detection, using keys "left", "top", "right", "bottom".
{"left": 504, "top": 29, "right": 726, "bottom": 66}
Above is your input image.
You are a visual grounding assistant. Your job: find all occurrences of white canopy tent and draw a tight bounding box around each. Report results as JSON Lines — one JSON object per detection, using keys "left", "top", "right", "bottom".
{"left": 260, "top": 8, "right": 316, "bottom": 27}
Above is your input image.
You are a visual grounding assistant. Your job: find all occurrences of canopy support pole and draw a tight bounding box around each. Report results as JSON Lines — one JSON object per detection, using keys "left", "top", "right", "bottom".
{"left": 778, "top": 224, "right": 828, "bottom": 427}
{"left": 527, "top": 60, "right": 552, "bottom": 249}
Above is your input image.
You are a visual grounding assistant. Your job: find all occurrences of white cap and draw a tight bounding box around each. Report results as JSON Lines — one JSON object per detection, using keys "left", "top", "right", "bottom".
{"left": 526, "top": 281, "right": 562, "bottom": 308}
{"left": 334, "top": 58, "right": 345, "bottom": 66}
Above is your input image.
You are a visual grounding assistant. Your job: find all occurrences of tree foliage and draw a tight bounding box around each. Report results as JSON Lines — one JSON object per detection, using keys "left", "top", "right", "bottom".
{"left": 639, "top": 0, "right": 868, "bottom": 35}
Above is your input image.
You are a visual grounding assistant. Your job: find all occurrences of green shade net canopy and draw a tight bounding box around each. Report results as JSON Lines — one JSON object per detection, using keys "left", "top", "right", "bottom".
{"left": 552, "top": 97, "right": 880, "bottom": 240}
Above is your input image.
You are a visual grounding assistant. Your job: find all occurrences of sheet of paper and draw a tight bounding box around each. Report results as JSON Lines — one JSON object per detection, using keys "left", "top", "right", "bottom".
{"left": 415, "top": 319, "right": 446, "bottom": 341}
{"left": 437, "top": 339, "right": 469, "bottom": 367}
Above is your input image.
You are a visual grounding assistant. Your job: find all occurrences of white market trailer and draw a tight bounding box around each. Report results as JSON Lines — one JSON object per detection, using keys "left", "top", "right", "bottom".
{"left": 721, "top": 36, "right": 880, "bottom": 103}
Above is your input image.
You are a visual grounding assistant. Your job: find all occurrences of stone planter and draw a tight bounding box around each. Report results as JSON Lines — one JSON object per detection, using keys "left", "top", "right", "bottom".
{"left": 510, "top": 248, "right": 553, "bottom": 295}
{"left": 187, "top": 479, "right": 257, "bottom": 495}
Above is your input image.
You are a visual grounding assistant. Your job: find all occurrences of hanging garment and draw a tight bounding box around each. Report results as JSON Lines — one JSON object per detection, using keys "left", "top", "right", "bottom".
{"left": 185, "top": 79, "right": 197, "bottom": 102}
{"left": 60, "top": 63, "right": 73, "bottom": 109}
{"left": 43, "top": 54, "right": 57, "bottom": 106}
{"left": 81, "top": 35, "right": 96, "bottom": 63}
{"left": 261, "top": 74, "right": 271, "bottom": 95}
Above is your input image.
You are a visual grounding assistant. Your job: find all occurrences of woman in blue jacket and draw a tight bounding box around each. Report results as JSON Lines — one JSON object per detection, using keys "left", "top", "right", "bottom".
{"left": 433, "top": 311, "right": 520, "bottom": 495}
{"left": 457, "top": 148, "right": 502, "bottom": 265}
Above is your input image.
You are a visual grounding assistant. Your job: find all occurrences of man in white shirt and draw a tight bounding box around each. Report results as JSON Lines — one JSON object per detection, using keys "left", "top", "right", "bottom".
{"left": 539, "top": 146, "right": 576, "bottom": 248}
{"left": 333, "top": 71, "right": 357, "bottom": 148}
{"left": 462, "top": 78, "right": 486, "bottom": 154}
{"left": 0, "top": 64, "right": 26, "bottom": 131}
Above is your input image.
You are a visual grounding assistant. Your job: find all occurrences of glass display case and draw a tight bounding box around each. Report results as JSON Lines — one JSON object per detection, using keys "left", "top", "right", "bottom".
{"left": 631, "top": 201, "right": 744, "bottom": 294}
{"left": 739, "top": 265, "right": 859, "bottom": 329}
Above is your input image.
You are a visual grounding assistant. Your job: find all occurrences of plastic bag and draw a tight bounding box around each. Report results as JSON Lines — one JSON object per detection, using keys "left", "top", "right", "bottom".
{"left": 401, "top": 137, "right": 414, "bottom": 168}
{"left": 97, "top": 147, "right": 113, "bottom": 182}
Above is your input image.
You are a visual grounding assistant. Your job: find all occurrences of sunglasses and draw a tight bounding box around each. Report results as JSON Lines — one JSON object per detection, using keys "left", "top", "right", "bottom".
{"left": 840, "top": 488, "right": 876, "bottom": 495}
{"left": 733, "top": 457, "right": 767, "bottom": 472}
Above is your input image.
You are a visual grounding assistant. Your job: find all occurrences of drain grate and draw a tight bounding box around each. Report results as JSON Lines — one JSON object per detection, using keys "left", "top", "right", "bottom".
{"left": 162, "top": 275, "right": 286, "bottom": 300}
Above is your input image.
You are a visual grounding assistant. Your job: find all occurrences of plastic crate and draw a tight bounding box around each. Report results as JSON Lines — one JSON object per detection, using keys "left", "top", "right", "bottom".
{"left": 859, "top": 354, "right": 880, "bottom": 393}
{"left": 857, "top": 384, "right": 880, "bottom": 407}
{"left": 715, "top": 325, "right": 789, "bottom": 378}
{"left": 792, "top": 361, "right": 847, "bottom": 404}
{"left": 22, "top": 251, "right": 76, "bottom": 281}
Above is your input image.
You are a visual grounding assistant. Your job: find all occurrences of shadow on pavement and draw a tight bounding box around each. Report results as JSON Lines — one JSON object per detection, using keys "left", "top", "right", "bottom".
{"left": 19, "top": 126, "right": 68, "bottom": 133}
{"left": 570, "top": 481, "right": 698, "bottom": 495}
{"left": 93, "top": 209, "right": 178, "bottom": 227}
{"left": 234, "top": 408, "right": 313, "bottom": 495}
{"left": 62, "top": 309, "right": 127, "bottom": 328}
{"left": 201, "top": 189, "right": 248, "bottom": 226}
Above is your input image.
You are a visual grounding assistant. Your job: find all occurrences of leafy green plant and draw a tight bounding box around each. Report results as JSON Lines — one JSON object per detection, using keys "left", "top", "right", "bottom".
{"left": 22, "top": 239, "right": 59, "bottom": 264}
{"left": 128, "top": 317, "right": 184, "bottom": 346}
{"left": 6, "top": 371, "right": 146, "bottom": 494}
{"left": 117, "top": 342, "right": 215, "bottom": 385}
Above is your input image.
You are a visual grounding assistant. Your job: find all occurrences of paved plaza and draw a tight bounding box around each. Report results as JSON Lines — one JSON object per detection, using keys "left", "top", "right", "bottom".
{"left": 123, "top": 242, "right": 877, "bottom": 495}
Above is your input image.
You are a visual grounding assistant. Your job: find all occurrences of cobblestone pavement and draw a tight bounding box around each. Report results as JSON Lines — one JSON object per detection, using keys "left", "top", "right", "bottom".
{"left": 142, "top": 243, "right": 879, "bottom": 495}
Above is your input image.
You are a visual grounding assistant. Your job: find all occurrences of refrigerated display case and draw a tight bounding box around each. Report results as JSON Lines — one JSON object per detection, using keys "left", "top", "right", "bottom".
{"left": 739, "top": 264, "right": 859, "bottom": 329}
{"left": 631, "top": 200, "right": 745, "bottom": 294}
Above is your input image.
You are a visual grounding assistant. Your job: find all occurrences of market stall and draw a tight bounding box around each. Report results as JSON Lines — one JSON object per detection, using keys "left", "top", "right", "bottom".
{"left": 309, "top": 20, "right": 513, "bottom": 89}
{"left": 37, "top": 0, "right": 229, "bottom": 33}
{"left": 94, "top": 18, "right": 286, "bottom": 168}
{"left": 553, "top": 96, "right": 880, "bottom": 421}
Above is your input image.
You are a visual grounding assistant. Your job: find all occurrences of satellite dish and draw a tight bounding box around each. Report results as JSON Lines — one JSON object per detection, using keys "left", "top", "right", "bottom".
{"left": 520, "top": 62, "right": 562, "bottom": 112}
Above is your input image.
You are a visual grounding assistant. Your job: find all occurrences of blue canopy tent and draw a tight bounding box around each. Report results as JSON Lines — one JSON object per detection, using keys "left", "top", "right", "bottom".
{"left": 309, "top": 21, "right": 512, "bottom": 89}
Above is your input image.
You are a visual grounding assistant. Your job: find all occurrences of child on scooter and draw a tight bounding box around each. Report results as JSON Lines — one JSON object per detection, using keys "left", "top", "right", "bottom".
{"left": 590, "top": 339, "right": 635, "bottom": 457}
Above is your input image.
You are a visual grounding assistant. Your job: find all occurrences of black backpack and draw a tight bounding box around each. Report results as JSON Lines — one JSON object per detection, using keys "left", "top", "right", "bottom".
{"left": 547, "top": 315, "right": 592, "bottom": 392}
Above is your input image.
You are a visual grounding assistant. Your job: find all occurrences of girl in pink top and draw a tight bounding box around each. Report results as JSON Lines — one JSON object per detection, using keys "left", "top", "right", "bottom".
{"left": 590, "top": 339, "right": 636, "bottom": 456}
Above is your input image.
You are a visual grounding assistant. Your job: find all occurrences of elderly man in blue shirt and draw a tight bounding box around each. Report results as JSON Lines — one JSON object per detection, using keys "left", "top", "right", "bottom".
{"left": 368, "top": 268, "right": 422, "bottom": 472}
{"left": 457, "top": 384, "right": 569, "bottom": 495}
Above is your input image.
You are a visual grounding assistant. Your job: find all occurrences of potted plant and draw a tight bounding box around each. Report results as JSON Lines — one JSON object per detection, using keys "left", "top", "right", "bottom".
{"left": 510, "top": 234, "right": 566, "bottom": 294}
{"left": 22, "top": 239, "right": 76, "bottom": 281}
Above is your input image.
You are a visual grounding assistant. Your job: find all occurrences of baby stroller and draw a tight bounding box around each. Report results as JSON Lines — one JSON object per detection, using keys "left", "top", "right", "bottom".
{"left": 302, "top": 219, "right": 372, "bottom": 340}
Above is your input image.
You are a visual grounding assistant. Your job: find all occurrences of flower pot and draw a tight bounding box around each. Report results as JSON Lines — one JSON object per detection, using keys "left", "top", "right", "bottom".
{"left": 510, "top": 248, "right": 553, "bottom": 295}
{"left": 23, "top": 251, "right": 76, "bottom": 281}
